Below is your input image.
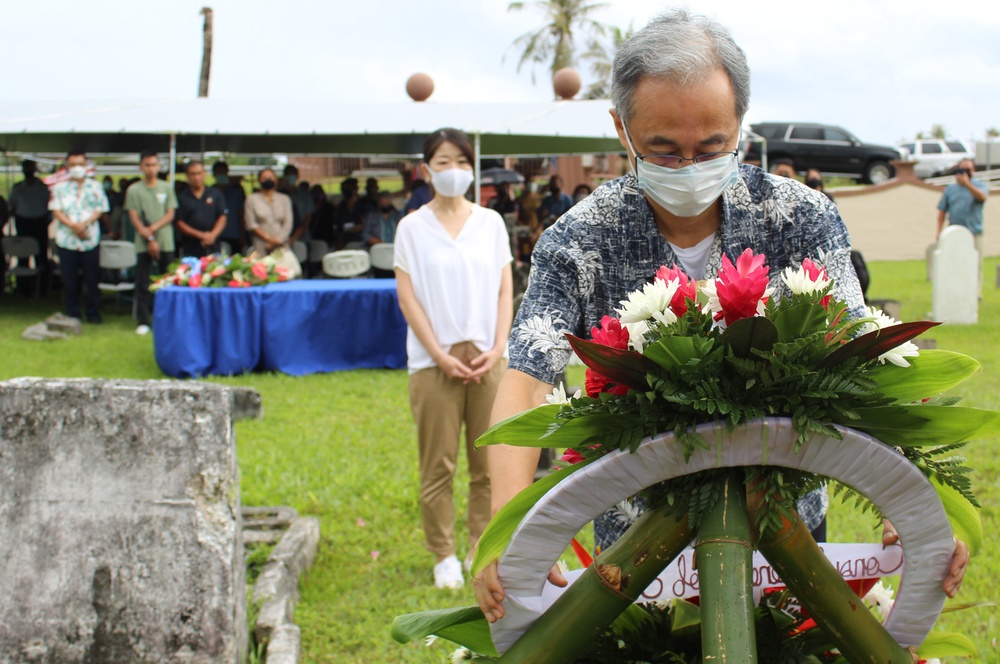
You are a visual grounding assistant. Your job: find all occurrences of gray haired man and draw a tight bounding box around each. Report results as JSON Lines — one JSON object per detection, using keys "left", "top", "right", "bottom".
{"left": 475, "top": 8, "right": 969, "bottom": 623}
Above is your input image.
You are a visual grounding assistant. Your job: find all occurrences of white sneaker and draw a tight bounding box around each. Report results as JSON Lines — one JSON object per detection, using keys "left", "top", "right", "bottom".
{"left": 135, "top": 325, "right": 151, "bottom": 336}
{"left": 433, "top": 555, "right": 464, "bottom": 590}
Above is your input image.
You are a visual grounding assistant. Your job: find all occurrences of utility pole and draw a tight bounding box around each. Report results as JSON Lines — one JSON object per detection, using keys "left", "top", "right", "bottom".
{"left": 198, "top": 7, "right": 213, "bottom": 98}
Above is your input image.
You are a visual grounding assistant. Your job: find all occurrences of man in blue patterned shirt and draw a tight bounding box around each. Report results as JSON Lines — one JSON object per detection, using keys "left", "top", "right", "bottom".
{"left": 475, "top": 8, "right": 969, "bottom": 624}
{"left": 49, "top": 151, "right": 110, "bottom": 323}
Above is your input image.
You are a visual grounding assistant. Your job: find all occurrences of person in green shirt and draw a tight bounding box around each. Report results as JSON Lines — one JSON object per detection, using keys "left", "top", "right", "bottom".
{"left": 125, "top": 150, "right": 177, "bottom": 335}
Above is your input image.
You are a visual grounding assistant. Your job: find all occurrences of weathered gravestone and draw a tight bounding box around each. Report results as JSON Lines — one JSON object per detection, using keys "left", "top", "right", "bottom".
{"left": 0, "top": 378, "right": 247, "bottom": 663}
{"left": 931, "top": 225, "right": 979, "bottom": 324}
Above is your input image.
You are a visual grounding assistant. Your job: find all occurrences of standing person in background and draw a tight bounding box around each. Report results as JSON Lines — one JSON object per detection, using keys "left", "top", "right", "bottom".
{"left": 536, "top": 174, "right": 573, "bottom": 228}
{"left": 126, "top": 150, "right": 177, "bottom": 335}
{"left": 488, "top": 182, "right": 519, "bottom": 217}
{"left": 937, "top": 158, "right": 988, "bottom": 295}
{"left": 805, "top": 168, "right": 834, "bottom": 201}
{"left": 9, "top": 159, "right": 53, "bottom": 296}
{"left": 572, "top": 183, "right": 593, "bottom": 204}
{"left": 309, "top": 184, "right": 338, "bottom": 247}
{"left": 244, "top": 168, "right": 293, "bottom": 255}
{"left": 176, "top": 160, "right": 228, "bottom": 258}
{"left": 405, "top": 178, "right": 433, "bottom": 213}
{"left": 49, "top": 150, "right": 109, "bottom": 323}
{"left": 335, "top": 177, "right": 365, "bottom": 247}
{"left": 283, "top": 164, "right": 314, "bottom": 243}
{"left": 771, "top": 158, "right": 797, "bottom": 179}
{"left": 394, "top": 127, "right": 514, "bottom": 590}
{"left": 212, "top": 161, "right": 246, "bottom": 254}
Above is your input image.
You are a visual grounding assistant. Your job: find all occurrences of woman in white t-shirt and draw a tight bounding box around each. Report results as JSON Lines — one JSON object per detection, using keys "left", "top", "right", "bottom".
{"left": 394, "top": 128, "right": 514, "bottom": 590}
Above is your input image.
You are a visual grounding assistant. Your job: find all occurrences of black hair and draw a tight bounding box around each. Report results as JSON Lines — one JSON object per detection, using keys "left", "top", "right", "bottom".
{"left": 139, "top": 149, "right": 159, "bottom": 163}
{"left": 422, "top": 128, "right": 475, "bottom": 166}
{"left": 184, "top": 160, "right": 204, "bottom": 173}
{"left": 66, "top": 150, "right": 86, "bottom": 161}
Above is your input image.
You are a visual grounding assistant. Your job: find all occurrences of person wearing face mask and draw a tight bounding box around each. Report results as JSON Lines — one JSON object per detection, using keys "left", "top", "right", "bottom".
{"left": 244, "top": 167, "right": 293, "bottom": 255}
{"left": 476, "top": 8, "right": 970, "bottom": 623}
{"left": 572, "top": 183, "right": 593, "bottom": 204}
{"left": 48, "top": 151, "right": 109, "bottom": 323}
{"left": 536, "top": 174, "right": 574, "bottom": 228}
{"left": 394, "top": 127, "right": 514, "bottom": 591}
{"left": 362, "top": 191, "right": 402, "bottom": 247}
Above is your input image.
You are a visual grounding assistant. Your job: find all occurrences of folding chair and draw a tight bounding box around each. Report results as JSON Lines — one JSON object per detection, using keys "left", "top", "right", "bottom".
{"left": 2, "top": 236, "right": 42, "bottom": 297}
{"left": 307, "top": 240, "right": 329, "bottom": 278}
{"left": 322, "top": 250, "right": 371, "bottom": 278}
{"left": 369, "top": 243, "right": 395, "bottom": 272}
{"left": 97, "top": 241, "right": 138, "bottom": 316}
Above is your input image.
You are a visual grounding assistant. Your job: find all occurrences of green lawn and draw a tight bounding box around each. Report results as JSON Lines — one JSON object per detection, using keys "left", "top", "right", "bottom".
{"left": 1, "top": 258, "right": 998, "bottom": 663}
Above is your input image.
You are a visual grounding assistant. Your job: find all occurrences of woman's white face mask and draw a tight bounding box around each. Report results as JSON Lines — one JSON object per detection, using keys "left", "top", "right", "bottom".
{"left": 623, "top": 125, "right": 740, "bottom": 218}
{"left": 427, "top": 167, "right": 474, "bottom": 198}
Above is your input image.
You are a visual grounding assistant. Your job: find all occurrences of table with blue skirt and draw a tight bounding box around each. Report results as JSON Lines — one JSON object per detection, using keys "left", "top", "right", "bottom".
{"left": 153, "top": 279, "right": 408, "bottom": 378}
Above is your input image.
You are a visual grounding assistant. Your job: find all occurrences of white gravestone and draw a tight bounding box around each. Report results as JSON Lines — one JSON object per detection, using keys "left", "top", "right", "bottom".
{"left": 932, "top": 225, "right": 978, "bottom": 324}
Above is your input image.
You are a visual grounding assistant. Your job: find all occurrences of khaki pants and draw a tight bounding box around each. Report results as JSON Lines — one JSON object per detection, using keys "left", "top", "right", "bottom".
{"left": 408, "top": 341, "right": 506, "bottom": 559}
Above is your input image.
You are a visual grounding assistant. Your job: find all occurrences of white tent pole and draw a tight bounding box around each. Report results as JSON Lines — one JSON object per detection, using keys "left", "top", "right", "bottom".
{"left": 168, "top": 132, "right": 177, "bottom": 187}
{"left": 474, "top": 131, "right": 481, "bottom": 206}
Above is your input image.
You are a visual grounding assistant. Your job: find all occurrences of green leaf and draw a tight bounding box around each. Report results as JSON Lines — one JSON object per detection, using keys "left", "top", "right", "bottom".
{"left": 670, "top": 598, "right": 701, "bottom": 635}
{"left": 609, "top": 603, "right": 656, "bottom": 634}
{"left": 391, "top": 606, "right": 499, "bottom": 656}
{"left": 643, "top": 336, "right": 699, "bottom": 371}
{"left": 931, "top": 476, "right": 983, "bottom": 557}
{"left": 769, "top": 301, "right": 830, "bottom": 342}
{"left": 471, "top": 458, "right": 597, "bottom": 575}
{"left": 567, "top": 333, "right": 655, "bottom": 391}
{"left": 818, "top": 320, "right": 940, "bottom": 368}
{"left": 866, "top": 350, "right": 981, "bottom": 403}
{"left": 476, "top": 404, "right": 624, "bottom": 449}
{"left": 721, "top": 316, "right": 778, "bottom": 359}
{"left": 916, "top": 630, "right": 978, "bottom": 659}
{"left": 832, "top": 406, "right": 1000, "bottom": 447}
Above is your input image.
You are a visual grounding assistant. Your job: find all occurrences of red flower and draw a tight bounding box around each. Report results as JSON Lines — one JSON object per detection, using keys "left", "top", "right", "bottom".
{"left": 251, "top": 262, "right": 269, "bottom": 280}
{"left": 228, "top": 279, "right": 249, "bottom": 288}
{"left": 715, "top": 249, "right": 770, "bottom": 325}
{"left": 210, "top": 266, "right": 227, "bottom": 278}
{"left": 585, "top": 368, "right": 630, "bottom": 398}
{"left": 585, "top": 316, "right": 631, "bottom": 397}
{"left": 559, "top": 448, "right": 586, "bottom": 464}
{"left": 189, "top": 273, "right": 202, "bottom": 288}
{"left": 200, "top": 255, "right": 213, "bottom": 269}
{"left": 590, "top": 315, "right": 629, "bottom": 349}
{"left": 800, "top": 258, "right": 831, "bottom": 309}
{"left": 655, "top": 264, "right": 697, "bottom": 316}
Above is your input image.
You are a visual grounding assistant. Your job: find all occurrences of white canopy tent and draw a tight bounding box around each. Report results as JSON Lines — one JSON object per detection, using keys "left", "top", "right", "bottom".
{"left": 0, "top": 98, "right": 626, "bottom": 203}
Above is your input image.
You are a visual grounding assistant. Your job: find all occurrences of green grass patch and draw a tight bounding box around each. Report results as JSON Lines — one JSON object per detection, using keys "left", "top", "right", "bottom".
{"left": 2, "top": 259, "right": 999, "bottom": 662}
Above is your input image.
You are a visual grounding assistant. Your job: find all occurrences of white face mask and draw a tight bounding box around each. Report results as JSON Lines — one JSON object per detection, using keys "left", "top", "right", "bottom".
{"left": 428, "top": 167, "right": 474, "bottom": 198}
{"left": 68, "top": 165, "right": 88, "bottom": 180}
{"left": 623, "top": 125, "right": 740, "bottom": 218}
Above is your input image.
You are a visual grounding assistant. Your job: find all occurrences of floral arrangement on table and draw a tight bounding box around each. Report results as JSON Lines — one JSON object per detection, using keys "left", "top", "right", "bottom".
{"left": 393, "top": 249, "right": 998, "bottom": 663}
{"left": 149, "top": 252, "right": 289, "bottom": 291}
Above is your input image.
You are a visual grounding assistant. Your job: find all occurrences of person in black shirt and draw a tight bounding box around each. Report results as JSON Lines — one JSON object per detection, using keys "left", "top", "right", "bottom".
{"left": 176, "top": 160, "right": 228, "bottom": 257}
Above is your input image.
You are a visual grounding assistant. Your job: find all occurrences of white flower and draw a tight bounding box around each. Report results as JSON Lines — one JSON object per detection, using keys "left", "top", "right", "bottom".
{"left": 859, "top": 306, "right": 920, "bottom": 367}
{"left": 700, "top": 278, "right": 722, "bottom": 320}
{"left": 450, "top": 647, "right": 473, "bottom": 663}
{"left": 556, "top": 559, "right": 569, "bottom": 575}
{"left": 780, "top": 263, "right": 831, "bottom": 295}
{"left": 424, "top": 635, "right": 438, "bottom": 647}
{"left": 863, "top": 581, "right": 895, "bottom": 622}
{"left": 623, "top": 320, "right": 650, "bottom": 353}
{"left": 545, "top": 382, "right": 582, "bottom": 406}
{"left": 616, "top": 279, "right": 679, "bottom": 328}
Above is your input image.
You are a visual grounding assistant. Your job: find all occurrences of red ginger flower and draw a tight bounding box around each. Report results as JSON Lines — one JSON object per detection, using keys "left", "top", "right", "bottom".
{"left": 585, "top": 315, "right": 631, "bottom": 398}
{"left": 706, "top": 249, "right": 772, "bottom": 325}
{"left": 655, "top": 264, "right": 698, "bottom": 316}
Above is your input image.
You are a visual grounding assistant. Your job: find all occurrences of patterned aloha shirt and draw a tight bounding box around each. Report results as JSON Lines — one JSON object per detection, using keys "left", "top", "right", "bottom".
{"left": 509, "top": 165, "right": 866, "bottom": 549}
{"left": 49, "top": 178, "right": 110, "bottom": 252}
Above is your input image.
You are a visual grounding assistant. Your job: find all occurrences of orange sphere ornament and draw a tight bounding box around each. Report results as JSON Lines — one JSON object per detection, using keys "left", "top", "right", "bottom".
{"left": 406, "top": 73, "right": 434, "bottom": 102}
{"left": 552, "top": 68, "right": 581, "bottom": 100}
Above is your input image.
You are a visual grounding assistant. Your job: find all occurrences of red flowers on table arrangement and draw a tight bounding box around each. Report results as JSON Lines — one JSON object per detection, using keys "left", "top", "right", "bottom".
{"left": 150, "top": 252, "right": 290, "bottom": 291}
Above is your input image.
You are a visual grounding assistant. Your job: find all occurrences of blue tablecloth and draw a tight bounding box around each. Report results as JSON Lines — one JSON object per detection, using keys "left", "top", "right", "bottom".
{"left": 260, "top": 280, "right": 407, "bottom": 375}
{"left": 153, "top": 286, "right": 263, "bottom": 378}
{"left": 153, "top": 279, "right": 407, "bottom": 378}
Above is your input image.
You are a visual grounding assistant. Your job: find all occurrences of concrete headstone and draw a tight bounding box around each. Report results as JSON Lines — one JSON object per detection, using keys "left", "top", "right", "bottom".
{"left": 0, "top": 378, "right": 246, "bottom": 663}
{"left": 931, "top": 225, "right": 979, "bottom": 324}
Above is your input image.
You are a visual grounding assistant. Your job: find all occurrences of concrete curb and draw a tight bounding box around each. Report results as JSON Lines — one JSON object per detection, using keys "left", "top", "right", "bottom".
{"left": 248, "top": 515, "right": 320, "bottom": 664}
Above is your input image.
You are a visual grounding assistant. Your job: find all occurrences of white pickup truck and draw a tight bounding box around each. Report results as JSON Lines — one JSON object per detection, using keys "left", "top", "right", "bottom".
{"left": 898, "top": 139, "right": 975, "bottom": 178}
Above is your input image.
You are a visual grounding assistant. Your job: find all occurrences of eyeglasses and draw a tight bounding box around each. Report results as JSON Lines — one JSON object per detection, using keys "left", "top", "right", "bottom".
{"left": 634, "top": 150, "right": 739, "bottom": 170}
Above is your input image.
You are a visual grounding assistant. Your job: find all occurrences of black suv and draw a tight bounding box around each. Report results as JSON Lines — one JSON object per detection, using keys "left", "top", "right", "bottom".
{"left": 745, "top": 122, "right": 904, "bottom": 184}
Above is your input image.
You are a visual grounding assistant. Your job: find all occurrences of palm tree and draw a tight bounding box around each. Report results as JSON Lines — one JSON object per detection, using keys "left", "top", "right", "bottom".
{"left": 506, "top": 0, "right": 610, "bottom": 85}
{"left": 931, "top": 123, "right": 947, "bottom": 139}
{"left": 580, "top": 23, "right": 633, "bottom": 99}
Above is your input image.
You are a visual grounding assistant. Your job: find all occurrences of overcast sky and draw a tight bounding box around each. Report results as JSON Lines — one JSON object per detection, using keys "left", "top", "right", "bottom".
{"left": 6, "top": 0, "right": 999, "bottom": 147}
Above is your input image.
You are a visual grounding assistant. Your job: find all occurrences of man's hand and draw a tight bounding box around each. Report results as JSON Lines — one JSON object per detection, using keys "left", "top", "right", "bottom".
{"left": 147, "top": 236, "right": 160, "bottom": 260}
{"left": 882, "top": 519, "right": 969, "bottom": 597}
{"left": 474, "top": 559, "right": 567, "bottom": 624}
{"left": 72, "top": 223, "right": 88, "bottom": 239}
{"left": 955, "top": 171, "right": 971, "bottom": 188}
